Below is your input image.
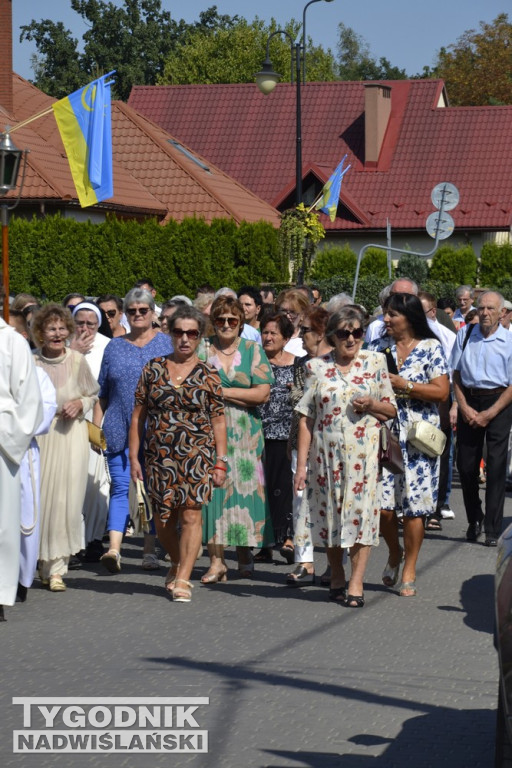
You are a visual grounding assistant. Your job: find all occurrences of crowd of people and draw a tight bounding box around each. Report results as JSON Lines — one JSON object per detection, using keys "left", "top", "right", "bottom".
{"left": 1, "top": 275, "right": 512, "bottom": 618}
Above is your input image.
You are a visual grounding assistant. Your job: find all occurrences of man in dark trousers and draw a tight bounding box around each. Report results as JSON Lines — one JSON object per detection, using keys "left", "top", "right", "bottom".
{"left": 451, "top": 291, "right": 512, "bottom": 546}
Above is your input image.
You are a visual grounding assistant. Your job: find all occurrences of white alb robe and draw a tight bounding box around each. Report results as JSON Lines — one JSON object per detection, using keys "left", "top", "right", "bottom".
{"left": 0, "top": 320, "right": 43, "bottom": 605}
{"left": 19, "top": 368, "right": 57, "bottom": 588}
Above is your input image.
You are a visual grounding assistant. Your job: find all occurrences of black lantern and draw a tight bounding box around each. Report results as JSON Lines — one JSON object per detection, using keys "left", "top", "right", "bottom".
{"left": 0, "top": 132, "right": 22, "bottom": 195}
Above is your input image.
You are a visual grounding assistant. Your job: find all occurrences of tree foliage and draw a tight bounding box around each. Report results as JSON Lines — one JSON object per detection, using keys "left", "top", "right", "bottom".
{"left": 159, "top": 16, "right": 337, "bottom": 85}
{"left": 434, "top": 14, "right": 512, "bottom": 106}
{"left": 429, "top": 244, "right": 478, "bottom": 285}
{"left": 20, "top": 1, "right": 226, "bottom": 100}
{"left": 395, "top": 252, "right": 429, "bottom": 285}
{"left": 336, "top": 23, "right": 407, "bottom": 81}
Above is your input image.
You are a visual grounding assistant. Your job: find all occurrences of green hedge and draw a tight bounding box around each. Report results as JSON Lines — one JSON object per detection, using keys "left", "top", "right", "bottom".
{"left": 9, "top": 214, "right": 284, "bottom": 301}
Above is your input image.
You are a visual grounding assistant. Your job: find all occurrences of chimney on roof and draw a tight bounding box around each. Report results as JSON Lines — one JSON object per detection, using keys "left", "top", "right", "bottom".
{"left": 364, "top": 83, "right": 391, "bottom": 168}
{"left": 0, "top": 0, "right": 13, "bottom": 115}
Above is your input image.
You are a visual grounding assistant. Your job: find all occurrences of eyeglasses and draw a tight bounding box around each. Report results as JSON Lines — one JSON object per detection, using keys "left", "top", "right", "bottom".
{"left": 281, "top": 309, "right": 298, "bottom": 320}
{"left": 126, "top": 307, "right": 150, "bottom": 317}
{"left": 334, "top": 327, "right": 364, "bottom": 341}
{"left": 104, "top": 309, "right": 118, "bottom": 319}
{"left": 171, "top": 328, "right": 200, "bottom": 340}
{"left": 75, "top": 321, "right": 98, "bottom": 328}
{"left": 299, "top": 326, "right": 314, "bottom": 335}
{"left": 425, "top": 306, "right": 436, "bottom": 316}
{"left": 213, "top": 316, "right": 239, "bottom": 329}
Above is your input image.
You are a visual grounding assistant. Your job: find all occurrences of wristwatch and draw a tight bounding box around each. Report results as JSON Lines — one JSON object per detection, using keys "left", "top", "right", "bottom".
{"left": 218, "top": 455, "right": 228, "bottom": 462}
{"left": 404, "top": 381, "right": 414, "bottom": 394}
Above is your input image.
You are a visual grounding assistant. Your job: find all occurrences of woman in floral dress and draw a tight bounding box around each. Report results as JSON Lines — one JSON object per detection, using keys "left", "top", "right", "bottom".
{"left": 368, "top": 293, "right": 449, "bottom": 597}
{"left": 202, "top": 296, "right": 274, "bottom": 581}
{"left": 294, "top": 306, "right": 396, "bottom": 608}
{"left": 130, "top": 306, "right": 227, "bottom": 603}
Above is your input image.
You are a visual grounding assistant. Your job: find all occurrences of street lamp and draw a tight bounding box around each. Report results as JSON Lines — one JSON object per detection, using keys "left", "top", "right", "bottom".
{"left": 302, "top": 0, "right": 335, "bottom": 83}
{"left": 255, "top": 1, "right": 334, "bottom": 283}
{"left": 0, "top": 130, "right": 28, "bottom": 321}
{"left": 255, "top": 32, "right": 302, "bottom": 205}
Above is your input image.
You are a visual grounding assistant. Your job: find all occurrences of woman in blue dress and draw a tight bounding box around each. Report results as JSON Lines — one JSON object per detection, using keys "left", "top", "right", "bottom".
{"left": 369, "top": 293, "right": 449, "bottom": 597}
{"left": 93, "top": 287, "right": 173, "bottom": 574}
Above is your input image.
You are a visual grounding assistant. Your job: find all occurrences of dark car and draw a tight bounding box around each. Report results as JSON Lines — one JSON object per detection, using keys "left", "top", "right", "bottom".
{"left": 495, "top": 524, "right": 512, "bottom": 766}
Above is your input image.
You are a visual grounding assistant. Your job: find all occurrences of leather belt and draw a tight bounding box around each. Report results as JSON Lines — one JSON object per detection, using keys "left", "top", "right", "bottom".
{"left": 464, "top": 386, "right": 506, "bottom": 397}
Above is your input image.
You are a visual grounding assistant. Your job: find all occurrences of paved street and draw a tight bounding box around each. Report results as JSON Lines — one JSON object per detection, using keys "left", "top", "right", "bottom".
{"left": 1, "top": 473, "right": 505, "bottom": 768}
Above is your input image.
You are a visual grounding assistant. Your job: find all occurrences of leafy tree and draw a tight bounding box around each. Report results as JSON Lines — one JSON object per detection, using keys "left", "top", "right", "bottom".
{"left": 336, "top": 23, "right": 407, "bottom": 80}
{"left": 19, "top": 21, "right": 83, "bottom": 98}
{"left": 434, "top": 14, "right": 512, "bottom": 106}
{"left": 395, "top": 252, "right": 429, "bottom": 285}
{"left": 310, "top": 244, "right": 357, "bottom": 281}
{"left": 20, "top": 1, "right": 229, "bottom": 100}
{"left": 429, "top": 244, "right": 478, "bottom": 285}
{"left": 159, "top": 16, "right": 337, "bottom": 85}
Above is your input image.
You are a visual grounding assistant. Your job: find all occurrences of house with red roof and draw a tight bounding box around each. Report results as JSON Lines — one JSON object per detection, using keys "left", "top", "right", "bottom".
{"left": 0, "top": 0, "right": 279, "bottom": 228}
{"left": 129, "top": 80, "right": 512, "bottom": 256}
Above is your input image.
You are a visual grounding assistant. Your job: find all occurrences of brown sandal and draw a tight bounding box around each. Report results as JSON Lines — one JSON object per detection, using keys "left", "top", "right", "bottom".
{"left": 173, "top": 579, "right": 193, "bottom": 603}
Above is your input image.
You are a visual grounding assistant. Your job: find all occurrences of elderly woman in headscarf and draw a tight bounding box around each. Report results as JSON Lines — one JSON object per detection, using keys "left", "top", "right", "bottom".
{"left": 71, "top": 302, "right": 112, "bottom": 562}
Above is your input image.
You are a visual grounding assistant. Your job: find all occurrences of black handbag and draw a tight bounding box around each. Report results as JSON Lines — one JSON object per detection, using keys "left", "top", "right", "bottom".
{"left": 378, "top": 422, "right": 404, "bottom": 474}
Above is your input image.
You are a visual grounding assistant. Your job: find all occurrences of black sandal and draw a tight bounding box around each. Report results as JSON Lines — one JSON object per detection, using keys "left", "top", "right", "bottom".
{"left": 344, "top": 594, "right": 365, "bottom": 608}
{"left": 425, "top": 516, "right": 442, "bottom": 531}
{"left": 253, "top": 548, "right": 273, "bottom": 563}
{"left": 286, "top": 566, "right": 315, "bottom": 586}
{"left": 329, "top": 586, "right": 347, "bottom": 602}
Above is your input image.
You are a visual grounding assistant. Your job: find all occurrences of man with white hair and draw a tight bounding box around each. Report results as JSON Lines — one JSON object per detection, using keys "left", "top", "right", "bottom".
{"left": 451, "top": 290, "right": 512, "bottom": 546}
{"left": 453, "top": 285, "right": 475, "bottom": 324}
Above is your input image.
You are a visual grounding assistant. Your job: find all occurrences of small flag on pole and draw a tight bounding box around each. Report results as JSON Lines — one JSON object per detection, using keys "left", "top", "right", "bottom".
{"left": 53, "top": 73, "right": 115, "bottom": 208}
{"left": 315, "top": 155, "right": 351, "bottom": 222}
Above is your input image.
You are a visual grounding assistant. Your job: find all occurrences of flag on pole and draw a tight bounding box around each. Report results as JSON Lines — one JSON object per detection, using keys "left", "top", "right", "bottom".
{"left": 52, "top": 74, "right": 114, "bottom": 208}
{"left": 314, "top": 155, "right": 351, "bottom": 222}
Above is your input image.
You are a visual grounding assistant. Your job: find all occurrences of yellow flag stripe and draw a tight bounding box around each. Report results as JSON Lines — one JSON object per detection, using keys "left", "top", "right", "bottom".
{"left": 52, "top": 97, "right": 99, "bottom": 207}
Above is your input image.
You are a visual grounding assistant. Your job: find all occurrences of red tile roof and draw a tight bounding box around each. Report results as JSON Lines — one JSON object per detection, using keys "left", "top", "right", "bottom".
{"left": 5, "top": 74, "right": 279, "bottom": 225}
{"left": 129, "top": 80, "right": 512, "bottom": 233}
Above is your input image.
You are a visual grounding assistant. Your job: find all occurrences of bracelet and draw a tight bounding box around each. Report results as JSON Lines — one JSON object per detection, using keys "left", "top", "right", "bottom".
{"left": 214, "top": 465, "right": 227, "bottom": 472}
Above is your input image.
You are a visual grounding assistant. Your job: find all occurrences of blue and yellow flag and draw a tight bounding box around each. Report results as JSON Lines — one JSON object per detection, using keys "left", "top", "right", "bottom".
{"left": 53, "top": 74, "right": 114, "bottom": 208}
{"left": 315, "top": 155, "right": 351, "bottom": 222}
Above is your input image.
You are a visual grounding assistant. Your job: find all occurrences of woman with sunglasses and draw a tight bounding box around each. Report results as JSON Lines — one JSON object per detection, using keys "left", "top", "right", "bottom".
{"left": 129, "top": 306, "right": 227, "bottom": 603}
{"left": 368, "top": 293, "right": 449, "bottom": 597}
{"left": 93, "top": 288, "right": 173, "bottom": 574}
{"left": 294, "top": 306, "right": 397, "bottom": 608}
{"left": 97, "top": 294, "right": 126, "bottom": 338}
{"left": 202, "top": 295, "right": 274, "bottom": 581}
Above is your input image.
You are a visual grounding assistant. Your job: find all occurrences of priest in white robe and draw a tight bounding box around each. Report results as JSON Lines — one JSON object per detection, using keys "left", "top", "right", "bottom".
{"left": 0, "top": 317, "right": 43, "bottom": 617}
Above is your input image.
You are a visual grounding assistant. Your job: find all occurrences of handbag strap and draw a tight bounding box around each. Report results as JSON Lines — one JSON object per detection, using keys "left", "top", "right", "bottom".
{"left": 384, "top": 346, "right": 399, "bottom": 376}
{"left": 461, "top": 322, "right": 475, "bottom": 352}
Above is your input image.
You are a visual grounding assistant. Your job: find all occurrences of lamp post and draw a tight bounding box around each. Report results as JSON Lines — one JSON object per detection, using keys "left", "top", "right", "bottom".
{"left": 302, "top": 0, "right": 335, "bottom": 84}
{"left": 255, "top": 1, "right": 334, "bottom": 284}
{"left": 0, "top": 131, "right": 28, "bottom": 321}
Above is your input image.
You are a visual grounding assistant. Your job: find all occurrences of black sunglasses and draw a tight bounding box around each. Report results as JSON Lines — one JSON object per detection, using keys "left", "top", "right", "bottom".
{"left": 126, "top": 307, "right": 150, "bottom": 317}
{"left": 171, "top": 328, "right": 200, "bottom": 340}
{"left": 334, "top": 327, "right": 364, "bottom": 341}
{"left": 299, "top": 326, "right": 314, "bottom": 335}
{"left": 104, "top": 309, "right": 118, "bottom": 318}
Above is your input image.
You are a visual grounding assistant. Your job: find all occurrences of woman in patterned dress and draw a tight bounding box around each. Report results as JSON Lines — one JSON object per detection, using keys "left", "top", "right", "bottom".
{"left": 368, "top": 293, "right": 450, "bottom": 597}
{"left": 130, "top": 306, "right": 227, "bottom": 603}
{"left": 202, "top": 295, "right": 274, "bottom": 582}
{"left": 257, "top": 312, "right": 296, "bottom": 563}
{"left": 294, "top": 306, "right": 397, "bottom": 608}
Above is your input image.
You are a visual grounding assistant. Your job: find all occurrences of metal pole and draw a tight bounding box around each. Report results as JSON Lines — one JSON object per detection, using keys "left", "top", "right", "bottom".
{"left": 302, "top": 0, "right": 323, "bottom": 84}
{"left": 295, "top": 43, "right": 302, "bottom": 207}
{"left": 2, "top": 204, "right": 9, "bottom": 322}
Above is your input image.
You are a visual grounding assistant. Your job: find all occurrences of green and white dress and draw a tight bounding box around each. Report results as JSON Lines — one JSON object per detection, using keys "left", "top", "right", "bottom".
{"left": 202, "top": 338, "right": 274, "bottom": 548}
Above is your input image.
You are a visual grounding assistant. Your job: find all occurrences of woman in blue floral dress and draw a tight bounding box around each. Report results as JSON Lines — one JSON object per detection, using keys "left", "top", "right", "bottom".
{"left": 369, "top": 293, "right": 450, "bottom": 597}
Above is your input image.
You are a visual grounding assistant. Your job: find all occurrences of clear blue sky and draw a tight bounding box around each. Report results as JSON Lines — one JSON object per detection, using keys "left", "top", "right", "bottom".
{"left": 13, "top": 0, "right": 508, "bottom": 81}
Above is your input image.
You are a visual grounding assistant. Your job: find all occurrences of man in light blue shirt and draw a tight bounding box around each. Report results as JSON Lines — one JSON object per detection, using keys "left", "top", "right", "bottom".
{"left": 451, "top": 291, "right": 512, "bottom": 545}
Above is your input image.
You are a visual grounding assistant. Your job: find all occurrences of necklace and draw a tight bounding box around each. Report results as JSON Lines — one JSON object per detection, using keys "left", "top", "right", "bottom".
{"left": 396, "top": 338, "right": 416, "bottom": 368}
{"left": 216, "top": 338, "right": 240, "bottom": 356}
{"left": 169, "top": 355, "right": 198, "bottom": 388}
